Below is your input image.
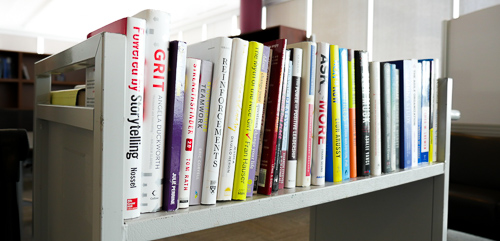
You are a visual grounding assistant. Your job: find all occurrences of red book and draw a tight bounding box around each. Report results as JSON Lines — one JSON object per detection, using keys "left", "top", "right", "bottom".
{"left": 257, "top": 39, "right": 287, "bottom": 195}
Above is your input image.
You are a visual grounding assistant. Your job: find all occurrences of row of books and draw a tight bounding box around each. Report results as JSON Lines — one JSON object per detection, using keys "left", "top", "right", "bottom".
{"left": 85, "top": 9, "right": 439, "bottom": 219}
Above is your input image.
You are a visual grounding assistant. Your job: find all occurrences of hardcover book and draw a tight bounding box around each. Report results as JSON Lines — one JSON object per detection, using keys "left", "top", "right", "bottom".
{"left": 248, "top": 46, "right": 271, "bottom": 196}
{"left": 369, "top": 61, "right": 382, "bottom": 176}
{"left": 133, "top": 9, "right": 170, "bottom": 213}
{"left": 233, "top": 41, "right": 263, "bottom": 200}
{"left": 428, "top": 59, "right": 439, "bottom": 164}
{"left": 354, "top": 50, "right": 370, "bottom": 176}
{"left": 339, "top": 48, "right": 350, "bottom": 180}
{"left": 190, "top": 60, "right": 214, "bottom": 205}
{"left": 178, "top": 58, "right": 201, "bottom": 208}
{"left": 380, "top": 63, "right": 393, "bottom": 173}
{"left": 278, "top": 51, "right": 292, "bottom": 190}
{"left": 285, "top": 48, "right": 303, "bottom": 188}
{"left": 412, "top": 61, "right": 421, "bottom": 167}
{"left": 418, "top": 59, "right": 431, "bottom": 164}
{"left": 391, "top": 65, "right": 400, "bottom": 170}
{"left": 326, "top": 44, "right": 342, "bottom": 183}
{"left": 164, "top": 41, "right": 187, "bottom": 211}
{"left": 217, "top": 38, "right": 249, "bottom": 201}
{"left": 287, "top": 41, "right": 317, "bottom": 187}
{"left": 88, "top": 16, "right": 146, "bottom": 219}
{"left": 272, "top": 49, "right": 290, "bottom": 192}
{"left": 312, "top": 43, "right": 329, "bottom": 186}
{"left": 347, "top": 49, "right": 357, "bottom": 178}
{"left": 187, "top": 37, "right": 233, "bottom": 205}
{"left": 257, "top": 39, "right": 287, "bottom": 195}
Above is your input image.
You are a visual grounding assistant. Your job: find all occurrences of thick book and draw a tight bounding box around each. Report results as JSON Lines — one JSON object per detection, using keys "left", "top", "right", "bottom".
{"left": 50, "top": 87, "right": 85, "bottom": 106}
{"left": 272, "top": 49, "right": 290, "bottom": 192}
{"left": 380, "top": 63, "right": 393, "bottom": 173}
{"left": 326, "top": 44, "right": 342, "bottom": 183}
{"left": 254, "top": 48, "right": 273, "bottom": 192}
{"left": 347, "top": 49, "right": 357, "bottom": 178}
{"left": 187, "top": 37, "right": 233, "bottom": 205}
{"left": 190, "top": 60, "right": 214, "bottom": 205}
{"left": 248, "top": 46, "right": 271, "bottom": 196}
{"left": 133, "top": 9, "right": 170, "bottom": 213}
{"left": 164, "top": 41, "right": 187, "bottom": 211}
{"left": 278, "top": 51, "right": 292, "bottom": 190}
{"left": 233, "top": 42, "right": 263, "bottom": 200}
{"left": 339, "top": 48, "right": 350, "bottom": 180}
{"left": 312, "top": 43, "right": 329, "bottom": 186}
{"left": 287, "top": 41, "right": 317, "bottom": 187}
{"left": 257, "top": 39, "right": 287, "bottom": 195}
{"left": 354, "top": 50, "right": 370, "bottom": 177}
{"left": 178, "top": 58, "right": 201, "bottom": 208}
{"left": 285, "top": 48, "right": 303, "bottom": 188}
{"left": 369, "top": 61, "right": 382, "bottom": 176}
{"left": 88, "top": 16, "right": 146, "bottom": 219}
{"left": 391, "top": 65, "right": 400, "bottom": 170}
{"left": 217, "top": 38, "right": 249, "bottom": 201}
{"left": 418, "top": 59, "right": 431, "bottom": 164}
{"left": 385, "top": 59, "right": 414, "bottom": 169}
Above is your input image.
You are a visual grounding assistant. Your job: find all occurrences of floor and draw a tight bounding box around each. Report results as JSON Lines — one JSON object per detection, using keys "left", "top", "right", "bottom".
{"left": 19, "top": 165, "right": 494, "bottom": 241}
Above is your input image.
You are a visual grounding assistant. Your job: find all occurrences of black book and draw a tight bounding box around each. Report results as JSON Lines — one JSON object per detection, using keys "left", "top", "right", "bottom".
{"left": 354, "top": 50, "right": 371, "bottom": 176}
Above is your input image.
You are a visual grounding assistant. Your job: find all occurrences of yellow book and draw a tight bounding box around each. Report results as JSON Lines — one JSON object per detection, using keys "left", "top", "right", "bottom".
{"left": 232, "top": 41, "right": 263, "bottom": 200}
{"left": 51, "top": 87, "right": 85, "bottom": 106}
{"left": 330, "top": 45, "right": 343, "bottom": 182}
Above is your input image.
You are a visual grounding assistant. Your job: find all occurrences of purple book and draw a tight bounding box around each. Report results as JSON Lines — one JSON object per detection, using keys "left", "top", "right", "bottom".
{"left": 189, "top": 60, "right": 214, "bottom": 205}
{"left": 247, "top": 46, "right": 271, "bottom": 197}
{"left": 163, "top": 41, "right": 187, "bottom": 211}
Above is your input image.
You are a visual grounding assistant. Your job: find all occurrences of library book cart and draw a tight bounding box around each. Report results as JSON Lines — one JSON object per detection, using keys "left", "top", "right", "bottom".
{"left": 33, "top": 33, "right": 453, "bottom": 241}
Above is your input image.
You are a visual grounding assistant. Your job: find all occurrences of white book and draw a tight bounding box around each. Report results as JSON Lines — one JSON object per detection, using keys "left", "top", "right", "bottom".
{"left": 311, "top": 42, "right": 329, "bottom": 186}
{"left": 217, "top": 38, "right": 249, "bottom": 201}
{"left": 420, "top": 60, "right": 430, "bottom": 163}
{"left": 392, "top": 67, "right": 400, "bottom": 170}
{"left": 411, "top": 60, "right": 420, "bottom": 168}
{"left": 178, "top": 58, "right": 201, "bottom": 208}
{"left": 285, "top": 48, "right": 303, "bottom": 188}
{"left": 415, "top": 61, "right": 422, "bottom": 164}
{"left": 187, "top": 37, "right": 233, "bottom": 205}
{"left": 87, "top": 17, "right": 146, "bottom": 219}
{"left": 190, "top": 60, "right": 214, "bottom": 206}
{"left": 133, "top": 9, "right": 170, "bottom": 213}
{"left": 369, "top": 62, "right": 382, "bottom": 176}
{"left": 430, "top": 59, "right": 440, "bottom": 163}
{"left": 287, "top": 42, "right": 317, "bottom": 187}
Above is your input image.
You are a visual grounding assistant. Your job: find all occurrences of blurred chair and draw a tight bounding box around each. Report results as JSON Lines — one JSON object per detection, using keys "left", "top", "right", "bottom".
{"left": 1, "top": 129, "right": 29, "bottom": 241}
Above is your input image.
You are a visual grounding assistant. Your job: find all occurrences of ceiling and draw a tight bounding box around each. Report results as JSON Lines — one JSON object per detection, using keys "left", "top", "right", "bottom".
{"left": 0, "top": 0, "right": 240, "bottom": 42}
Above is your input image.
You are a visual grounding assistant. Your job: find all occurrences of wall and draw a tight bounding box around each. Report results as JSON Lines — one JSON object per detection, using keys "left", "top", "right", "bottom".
{"left": 0, "top": 33, "right": 77, "bottom": 54}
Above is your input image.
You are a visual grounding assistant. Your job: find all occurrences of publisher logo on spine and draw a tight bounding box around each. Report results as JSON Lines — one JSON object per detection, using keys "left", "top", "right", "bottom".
{"left": 127, "top": 198, "right": 138, "bottom": 210}
{"left": 186, "top": 138, "right": 193, "bottom": 151}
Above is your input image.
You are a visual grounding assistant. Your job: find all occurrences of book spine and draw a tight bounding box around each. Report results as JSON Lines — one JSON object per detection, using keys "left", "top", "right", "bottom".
{"left": 429, "top": 59, "right": 439, "bottom": 164}
{"left": 380, "top": 63, "right": 392, "bottom": 173}
{"left": 258, "top": 39, "right": 287, "bottom": 195}
{"left": 369, "top": 61, "right": 382, "bottom": 176}
{"left": 248, "top": 46, "right": 270, "bottom": 196}
{"left": 354, "top": 50, "right": 370, "bottom": 176}
{"left": 347, "top": 49, "right": 357, "bottom": 178}
{"left": 255, "top": 48, "right": 273, "bottom": 192}
{"left": 392, "top": 66, "right": 400, "bottom": 170}
{"left": 285, "top": 48, "right": 302, "bottom": 188}
{"left": 312, "top": 43, "right": 329, "bottom": 186}
{"left": 178, "top": 58, "right": 201, "bottom": 208}
{"left": 296, "top": 42, "right": 316, "bottom": 187}
{"left": 339, "top": 48, "right": 350, "bottom": 180}
{"left": 123, "top": 18, "right": 146, "bottom": 219}
{"left": 419, "top": 60, "right": 430, "bottom": 163}
{"left": 163, "top": 41, "right": 187, "bottom": 211}
{"left": 272, "top": 50, "right": 290, "bottom": 192}
{"left": 233, "top": 42, "right": 263, "bottom": 200}
{"left": 199, "top": 38, "right": 233, "bottom": 205}
{"left": 278, "top": 52, "right": 292, "bottom": 190}
{"left": 217, "top": 39, "right": 249, "bottom": 201}
{"left": 411, "top": 60, "right": 419, "bottom": 168}
{"left": 329, "top": 45, "right": 342, "bottom": 182}
{"left": 190, "top": 60, "right": 213, "bottom": 205}
{"left": 397, "top": 60, "right": 413, "bottom": 169}
{"left": 138, "top": 10, "right": 170, "bottom": 213}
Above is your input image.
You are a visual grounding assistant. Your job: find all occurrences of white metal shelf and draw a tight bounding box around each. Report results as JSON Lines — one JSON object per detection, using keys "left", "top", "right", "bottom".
{"left": 126, "top": 163, "right": 445, "bottom": 241}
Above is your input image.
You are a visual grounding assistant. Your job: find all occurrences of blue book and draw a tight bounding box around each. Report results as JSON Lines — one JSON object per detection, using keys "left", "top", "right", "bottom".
{"left": 339, "top": 48, "right": 350, "bottom": 180}
{"left": 418, "top": 59, "right": 431, "bottom": 163}
{"left": 385, "top": 60, "right": 414, "bottom": 169}
{"left": 325, "top": 61, "right": 334, "bottom": 182}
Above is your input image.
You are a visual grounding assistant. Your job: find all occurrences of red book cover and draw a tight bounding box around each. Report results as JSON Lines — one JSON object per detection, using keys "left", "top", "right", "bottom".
{"left": 257, "top": 39, "right": 287, "bottom": 195}
{"left": 87, "top": 17, "right": 129, "bottom": 38}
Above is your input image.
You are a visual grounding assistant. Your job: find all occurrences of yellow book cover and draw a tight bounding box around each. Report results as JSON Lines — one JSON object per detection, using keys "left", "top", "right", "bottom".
{"left": 330, "top": 45, "right": 343, "bottom": 182}
{"left": 232, "top": 41, "right": 263, "bottom": 200}
{"left": 51, "top": 87, "right": 85, "bottom": 106}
